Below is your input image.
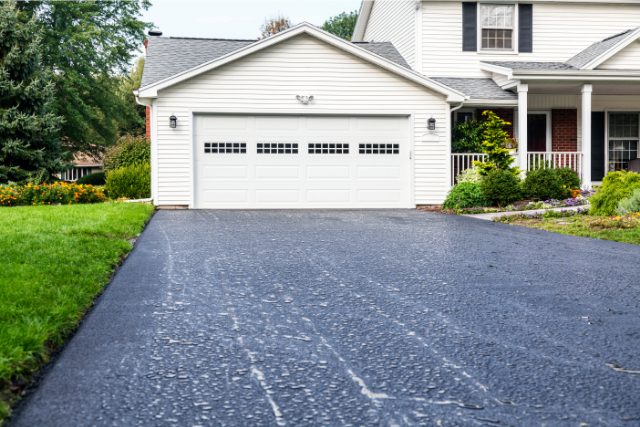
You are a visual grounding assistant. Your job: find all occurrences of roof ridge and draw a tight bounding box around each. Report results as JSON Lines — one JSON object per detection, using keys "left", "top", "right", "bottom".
{"left": 601, "top": 27, "right": 637, "bottom": 42}
{"left": 166, "top": 36, "right": 257, "bottom": 42}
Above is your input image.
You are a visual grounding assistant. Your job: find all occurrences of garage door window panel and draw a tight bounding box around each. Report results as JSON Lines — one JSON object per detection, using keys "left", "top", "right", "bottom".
{"left": 359, "top": 143, "right": 400, "bottom": 154}
{"left": 257, "top": 143, "right": 299, "bottom": 154}
{"left": 308, "top": 143, "right": 349, "bottom": 154}
{"left": 204, "top": 142, "right": 247, "bottom": 154}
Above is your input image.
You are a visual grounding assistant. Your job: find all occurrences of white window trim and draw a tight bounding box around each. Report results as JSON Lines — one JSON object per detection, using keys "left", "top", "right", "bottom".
{"left": 477, "top": 2, "right": 519, "bottom": 54}
{"left": 605, "top": 110, "right": 640, "bottom": 173}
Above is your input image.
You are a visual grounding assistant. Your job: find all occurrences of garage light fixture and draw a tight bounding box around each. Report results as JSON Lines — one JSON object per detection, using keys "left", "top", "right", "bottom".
{"left": 296, "top": 95, "right": 314, "bottom": 105}
{"left": 427, "top": 117, "right": 436, "bottom": 131}
{"left": 169, "top": 114, "right": 177, "bottom": 128}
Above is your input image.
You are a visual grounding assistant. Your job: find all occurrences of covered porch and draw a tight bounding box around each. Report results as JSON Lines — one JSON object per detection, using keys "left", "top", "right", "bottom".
{"left": 451, "top": 64, "right": 640, "bottom": 186}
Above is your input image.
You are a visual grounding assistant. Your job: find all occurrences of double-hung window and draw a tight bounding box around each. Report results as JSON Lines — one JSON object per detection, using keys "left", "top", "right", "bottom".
{"left": 480, "top": 4, "right": 515, "bottom": 51}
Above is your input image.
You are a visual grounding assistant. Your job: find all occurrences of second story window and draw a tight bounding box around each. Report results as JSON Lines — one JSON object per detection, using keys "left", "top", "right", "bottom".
{"left": 480, "top": 4, "right": 515, "bottom": 51}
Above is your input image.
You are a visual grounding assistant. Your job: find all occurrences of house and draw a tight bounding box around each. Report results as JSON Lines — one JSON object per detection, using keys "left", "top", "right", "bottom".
{"left": 59, "top": 152, "right": 103, "bottom": 182}
{"left": 135, "top": 1, "right": 640, "bottom": 209}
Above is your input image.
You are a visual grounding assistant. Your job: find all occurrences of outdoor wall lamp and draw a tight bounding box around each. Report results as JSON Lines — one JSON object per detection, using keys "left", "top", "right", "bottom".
{"left": 169, "top": 114, "right": 177, "bottom": 128}
{"left": 427, "top": 117, "right": 436, "bottom": 130}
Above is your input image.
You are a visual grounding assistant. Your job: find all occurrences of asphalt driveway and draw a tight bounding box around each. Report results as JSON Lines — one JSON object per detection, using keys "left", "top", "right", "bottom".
{"left": 11, "top": 210, "right": 640, "bottom": 426}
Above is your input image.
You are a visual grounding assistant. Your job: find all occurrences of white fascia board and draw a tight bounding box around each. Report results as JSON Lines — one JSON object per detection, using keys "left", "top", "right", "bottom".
{"left": 582, "top": 28, "right": 640, "bottom": 70}
{"left": 134, "top": 90, "right": 154, "bottom": 106}
{"left": 352, "top": 0, "right": 374, "bottom": 42}
{"left": 431, "top": 0, "right": 640, "bottom": 3}
{"left": 513, "top": 69, "right": 640, "bottom": 80}
{"left": 479, "top": 62, "right": 514, "bottom": 79}
{"left": 137, "top": 22, "right": 466, "bottom": 102}
{"left": 464, "top": 99, "right": 518, "bottom": 107}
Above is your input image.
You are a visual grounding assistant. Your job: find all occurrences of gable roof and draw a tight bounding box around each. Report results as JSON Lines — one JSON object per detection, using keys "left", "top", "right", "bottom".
{"left": 431, "top": 78, "right": 517, "bottom": 103}
{"left": 482, "top": 61, "right": 577, "bottom": 72}
{"left": 141, "top": 37, "right": 412, "bottom": 89}
{"left": 137, "top": 23, "right": 465, "bottom": 102}
{"left": 567, "top": 28, "right": 640, "bottom": 69}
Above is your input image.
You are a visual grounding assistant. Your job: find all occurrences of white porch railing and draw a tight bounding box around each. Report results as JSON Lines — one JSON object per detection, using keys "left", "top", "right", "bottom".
{"left": 451, "top": 153, "right": 486, "bottom": 184}
{"left": 451, "top": 151, "right": 583, "bottom": 185}
{"left": 527, "top": 152, "right": 583, "bottom": 177}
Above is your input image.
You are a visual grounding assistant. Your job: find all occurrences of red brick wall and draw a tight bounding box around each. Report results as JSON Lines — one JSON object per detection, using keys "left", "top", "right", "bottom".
{"left": 145, "top": 106, "right": 150, "bottom": 139}
{"left": 552, "top": 109, "right": 577, "bottom": 151}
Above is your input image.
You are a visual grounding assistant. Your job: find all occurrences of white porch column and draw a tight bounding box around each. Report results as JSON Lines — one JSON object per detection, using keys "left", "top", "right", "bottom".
{"left": 517, "top": 83, "right": 528, "bottom": 172}
{"left": 581, "top": 84, "right": 593, "bottom": 189}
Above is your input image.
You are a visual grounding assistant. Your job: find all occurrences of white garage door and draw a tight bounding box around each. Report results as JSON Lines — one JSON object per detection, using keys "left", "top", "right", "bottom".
{"left": 194, "top": 115, "right": 412, "bottom": 209}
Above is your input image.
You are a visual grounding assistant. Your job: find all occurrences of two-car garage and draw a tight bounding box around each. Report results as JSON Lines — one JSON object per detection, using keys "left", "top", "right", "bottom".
{"left": 194, "top": 115, "right": 412, "bottom": 209}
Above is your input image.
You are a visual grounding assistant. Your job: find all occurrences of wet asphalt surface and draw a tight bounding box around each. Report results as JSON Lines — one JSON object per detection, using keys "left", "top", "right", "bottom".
{"left": 10, "top": 210, "right": 640, "bottom": 426}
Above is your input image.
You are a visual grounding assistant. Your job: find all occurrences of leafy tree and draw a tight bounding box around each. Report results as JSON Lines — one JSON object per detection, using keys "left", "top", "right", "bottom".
{"left": 260, "top": 15, "right": 292, "bottom": 38}
{"left": 322, "top": 11, "right": 358, "bottom": 40}
{"left": 118, "top": 57, "right": 146, "bottom": 136}
{"left": 16, "top": 0, "right": 151, "bottom": 154}
{"left": 474, "top": 110, "right": 517, "bottom": 175}
{"left": 452, "top": 119, "right": 485, "bottom": 153}
{"left": 0, "top": 1, "right": 65, "bottom": 183}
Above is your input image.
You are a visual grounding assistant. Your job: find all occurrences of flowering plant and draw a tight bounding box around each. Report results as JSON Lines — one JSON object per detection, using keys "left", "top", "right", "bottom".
{"left": 0, "top": 182, "right": 106, "bottom": 207}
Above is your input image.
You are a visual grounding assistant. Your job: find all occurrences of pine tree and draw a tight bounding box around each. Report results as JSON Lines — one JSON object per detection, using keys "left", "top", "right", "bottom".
{"left": 0, "top": 1, "right": 64, "bottom": 183}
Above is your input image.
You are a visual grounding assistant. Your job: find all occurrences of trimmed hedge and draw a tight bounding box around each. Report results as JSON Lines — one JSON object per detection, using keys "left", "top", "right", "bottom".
{"left": 76, "top": 172, "right": 106, "bottom": 186}
{"left": 105, "top": 163, "right": 151, "bottom": 199}
{"left": 591, "top": 171, "right": 640, "bottom": 216}
{"left": 443, "top": 182, "right": 488, "bottom": 209}
{"left": 0, "top": 182, "right": 106, "bottom": 207}
{"left": 103, "top": 135, "right": 150, "bottom": 172}
{"left": 481, "top": 169, "right": 521, "bottom": 206}
{"left": 523, "top": 168, "right": 569, "bottom": 200}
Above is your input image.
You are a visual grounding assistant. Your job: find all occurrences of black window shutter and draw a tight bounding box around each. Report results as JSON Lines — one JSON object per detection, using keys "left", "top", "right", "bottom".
{"left": 519, "top": 4, "right": 533, "bottom": 53}
{"left": 591, "top": 112, "right": 606, "bottom": 181}
{"left": 462, "top": 2, "right": 477, "bottom": 52}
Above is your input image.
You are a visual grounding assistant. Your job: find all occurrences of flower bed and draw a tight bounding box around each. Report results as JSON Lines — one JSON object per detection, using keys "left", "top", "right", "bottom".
{"left": 0, "top": 182, "right": 106, "bottom": 207}
{"left": 446, "top": 194, "right": 590, "bottom": 215}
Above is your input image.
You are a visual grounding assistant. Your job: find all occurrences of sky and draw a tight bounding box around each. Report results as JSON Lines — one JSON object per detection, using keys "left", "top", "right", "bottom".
{"left": 141, "top": 0, "right": 362, "bottom": 40}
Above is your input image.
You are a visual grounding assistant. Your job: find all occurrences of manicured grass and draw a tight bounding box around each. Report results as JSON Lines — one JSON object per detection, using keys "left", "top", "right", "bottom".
{"left": 0, "top": 202, "right": 154, "bottom": 421}
{"left": 500, "top": 213, "right": 640, "bottom": 245}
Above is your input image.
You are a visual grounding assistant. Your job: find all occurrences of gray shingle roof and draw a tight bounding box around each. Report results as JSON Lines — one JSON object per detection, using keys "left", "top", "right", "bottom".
{"left": 431, "top": 77, "right": 517, "bottom": 100}
{"left": 353, "top": 42, "right": 411, "bottom": 69}
{"left": 567, "top": 28, "right": 639, "bottom": 69}
{"left": 141, "top": 37, "right": 411, "bottom": 89}
{"left": 483, "top": 61, "right": 577, "bottom": 71}
{"left": 141, "top": 37, "right": 255, "bottom": 88}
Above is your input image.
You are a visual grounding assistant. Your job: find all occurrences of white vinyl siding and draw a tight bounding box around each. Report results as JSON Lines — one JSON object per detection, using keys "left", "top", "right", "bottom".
{"left": 363, "top": 0, "right": 416, "bottom": 68}
{"left": 153, "top": 35, "right": 450, "bottom": 206}
{"left": 599, "top": 42, "right": 640, "bottom": 70}
{"left": 421, "top": 1, "right": 640, "bottom": 77}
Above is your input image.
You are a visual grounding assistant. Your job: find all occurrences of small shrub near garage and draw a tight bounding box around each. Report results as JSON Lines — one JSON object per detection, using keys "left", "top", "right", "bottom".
{"left": 523, "top": 168, "right": 570, "bottom": 200}
{"left": 481, "top": 169, "right": 521, "bottom": 207}
{"left": 105, "top": 163, "right": 151, "bottom": 199}
{"left": 456, "top": 166, "right": 483, "bottom": 184}
{"left": 443, "top": 182, "right": 489, "bottom": 209}
{"left": 0, "top": 182, "right": 105, "bottom": 206}
{"left": 617, "top": 188, "right": 640, "bottom": 215}
{"left": 555, "top": 167, "right": 581, "bottom": 192}
{"left": 590, "top": 171, "right": 640, "bottom": 216}
{"left": 76, "top": 172, "right": 106, "bottom": 186}
{"left": 103, "top": 135, "right": 150, "bottom": 171}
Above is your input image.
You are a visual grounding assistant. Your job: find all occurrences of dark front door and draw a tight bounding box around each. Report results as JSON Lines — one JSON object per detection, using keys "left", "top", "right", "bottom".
{"left": 527, "top": 114, "right": 548, "bottom": 152}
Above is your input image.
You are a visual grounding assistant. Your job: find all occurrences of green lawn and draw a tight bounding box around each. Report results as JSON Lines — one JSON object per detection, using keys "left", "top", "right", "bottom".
{"left": 0, "top": 202, "right": 154, "bottom": 421}
{"left": 500, "top": 213, "right": 640, "bottom": 245}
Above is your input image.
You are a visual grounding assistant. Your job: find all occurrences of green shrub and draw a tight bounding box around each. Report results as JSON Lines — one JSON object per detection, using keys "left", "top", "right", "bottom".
{"left": 452, "top": 120, "right": 485, "bottom": 153}
{"left": 103, "top": 135, "right": 150, "bottom": 172}
{"left": 523, "top": 168, "right": 570, "bottom": 200}
{"left": 474, "top": 110, "right": 517, "bottom": 175}
{"left": 481, "top": 169, "right": 522, "bottom": 206}
{"left": 590, "top": 171, "right": 640, "bottom": 216}
{"left": 443, "top": 182, "right": 489, "bottom": 209}
{"left": 456, "top": 167, "right": 483, "bottom": 184}
{"left": 105, "top": 163, "right": 151, "bottom": 199}
{"left": 555, "top": 167, "right": 581, "bottom": 191}
{"left": 617, "top": 188, "right": 640, "bottom": 215}
{"left": 0, "top": 182, "right": 105, "bottom": 206}
{"left": 76, "top": 172, "right": 106, "bottom": 186}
